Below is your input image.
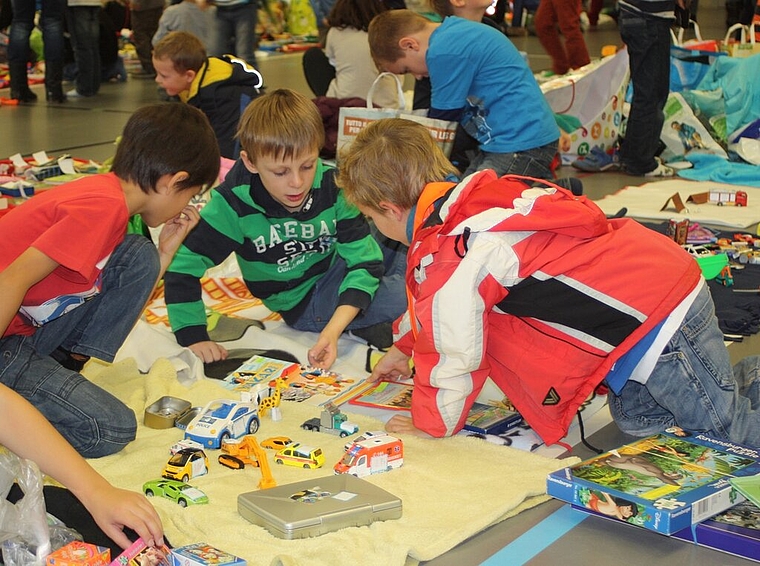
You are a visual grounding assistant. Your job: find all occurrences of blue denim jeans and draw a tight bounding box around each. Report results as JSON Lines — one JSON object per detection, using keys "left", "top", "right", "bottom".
{"left": 67, "top": 6, "right": 100, "bottom": 96}
{"left": 289, "top": 230, "right": 407, "bottom": 333}
{"left": 8, "top": 0, "right": 65, "bottom": 65}
{"left": 464, "top": 141, "right": 559, "bottom": 180}
{"left": 0, "top": 235, "right": 160, "bottom": 457}
{"left": 609, "top": 283, "right": 760, "bottom": 447}
{"left": 213, "top": 3, "right": 258, "bottom": 67}
{"left": 618, "top": 9, "right": 671, "bottom": 175}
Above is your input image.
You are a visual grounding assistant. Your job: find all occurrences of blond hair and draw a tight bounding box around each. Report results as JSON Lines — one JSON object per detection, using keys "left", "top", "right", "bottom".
{"left": 336, "top": 118, "right": 458, "bottom": 212}
{"left": 152, "top": 31, "right": 206, "bottom": 73}
{"left": 236, "top": 89, "right": 324, "bottom": 161}
{"left": 368, "top": 9, "right": 429, "bottom": 65}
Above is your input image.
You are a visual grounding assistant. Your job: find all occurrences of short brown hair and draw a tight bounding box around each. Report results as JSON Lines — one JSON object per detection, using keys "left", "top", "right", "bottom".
{"left": 368, "top": 9, "right": 429, "bottom": 65}
{"left": 336, "top": 118, "right": 458, "bottom": 212}
{"left": 236, "top": 89, "right": 324, "bottom": 161}
{"left": 152, "top": 31, "right": 206, "bottom": 73}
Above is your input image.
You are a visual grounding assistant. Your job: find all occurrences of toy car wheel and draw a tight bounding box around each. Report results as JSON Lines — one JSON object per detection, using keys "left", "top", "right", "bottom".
{"left": 339, "top": 431, "right": 348, "bottom": 438}
{"left": 303, "top": 464, "right": 311, "bottom": 469}
{"left": 145, "top": 490, "right": 154, "bottom": 497}
{"left": 182, "top": 474, "right": 189, "bottom": 483}
{"left": 276, "top": 459, "right": 283, "bottom": 465}
{"left": 178, "top": 499, "right": 187, "bottom": 508}
{"left": 248, "top": 418, "right": 260, "bottom": 434}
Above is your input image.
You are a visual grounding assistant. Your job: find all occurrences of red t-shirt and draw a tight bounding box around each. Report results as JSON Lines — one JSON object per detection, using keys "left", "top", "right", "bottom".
{"left": 1, "top": 172, "right": 130, "bottom": 336}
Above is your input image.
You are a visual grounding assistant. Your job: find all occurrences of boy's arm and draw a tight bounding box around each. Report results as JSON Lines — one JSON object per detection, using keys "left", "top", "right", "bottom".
{"left": 406, "top": 248, "right": 505, "bottom": 437}
{"left": 0, "top": 384, "right": 164, "bottom": 549}
{"left": 307, "top": 304, "right": 360, "bottom": 368}
{"left": 165, "top": 193, "right": 243, "bottom": 348}
{"left": 332, "top": 188, "right": 384, "bottom": 312}
{"left": 0, "top": 247, "right": 59, "bottom": 335}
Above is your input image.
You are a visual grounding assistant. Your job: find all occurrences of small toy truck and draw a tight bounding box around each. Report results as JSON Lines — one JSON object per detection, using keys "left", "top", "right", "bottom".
{"left": 301, "top": 402, "right": 358, "bottom": 438}
{"left": 335, "top": 433, "right": 403, "bottom": 477}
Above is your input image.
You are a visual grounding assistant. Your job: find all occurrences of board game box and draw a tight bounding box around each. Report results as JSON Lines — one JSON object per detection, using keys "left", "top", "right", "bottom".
{"left": 673, "top": 499, "right": 760, "bottom": 562}
{"left": 462, "top": 400, "right": 523, "bottom": 435}
{"left": 547, "top": 430, "right": 760, "bottom": 535}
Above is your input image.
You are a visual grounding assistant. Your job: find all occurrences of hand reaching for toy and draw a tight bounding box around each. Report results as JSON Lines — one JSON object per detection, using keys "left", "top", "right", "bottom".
{"left": 81, "top": 483, "right": 164, "bottom": 550}
{"left": 308, "top": 331, "right": 339, "bottom": 369}
{"left": 369, "top": 346, "right": 412, "bottom": 383}
{"left": 189, "top": 340, "right": 228, "bottom": 363}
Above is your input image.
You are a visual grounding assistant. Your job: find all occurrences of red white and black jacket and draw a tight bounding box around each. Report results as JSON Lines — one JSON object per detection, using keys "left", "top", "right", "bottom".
{"left": 394, "top": 170, "right": 702, "bottom": 445}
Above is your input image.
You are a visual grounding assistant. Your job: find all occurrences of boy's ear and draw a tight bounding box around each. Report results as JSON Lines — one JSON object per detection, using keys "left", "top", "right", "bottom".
{"left": 240, "top": 151, "right": 258, "bottom": 174}
{"left": 398, "top": 36, "right": 421, "bottom": 52}
{"left": 161, "top": 171, "right": 189, "bottom": 193}
{"left": 378, "top": 201, "right": 405, "bottom": 220}
{"left": 184, "top": 69, "right": 197, "bottom": 85}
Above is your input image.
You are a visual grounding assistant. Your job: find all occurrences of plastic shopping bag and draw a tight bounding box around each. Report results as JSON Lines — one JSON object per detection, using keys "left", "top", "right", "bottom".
{"left": 541, "top": 47, "right": 629, "bottom": 164}
{"left": 336, "top": 73, "right": 457, "bottom": 159}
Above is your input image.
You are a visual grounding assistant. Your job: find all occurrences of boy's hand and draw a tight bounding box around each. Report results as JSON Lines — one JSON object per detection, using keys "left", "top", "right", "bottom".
{"left": 84, "top": 485, "right": 164, "bottom": 550}
{"left": 370, "top": 346, "right": 412, "bottom": 383}
{"left": 189, "top": 341, "right": 228, "bottom": 363}
{"left": 308, "top": 332, "right": 339, "bottom": 369}
{"left": 385, "top": 415, "right": 433, "bottom": 438}
{"left": 156, "top": 205, "right": 200, "bottom": 267}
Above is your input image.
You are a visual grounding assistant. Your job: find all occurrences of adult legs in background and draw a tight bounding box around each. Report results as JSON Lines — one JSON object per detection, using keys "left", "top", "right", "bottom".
{"left": 534, "top": 0, "right": 590, "bottom": 75}
{"left": 40, "top": 0, "right": 67, "bottom": 102}
{"left": 586, "top": 0, "right": 604, "bottom": 26}
{"left": 130, "top": 6, "right": 162, "bottom": 76}
{"left": 618, "top": 9, "right": 671, "bottom": 176}
{"left": 67, "top": 5, "right": 101, "bottom": 97}
{"left": 214, "top": 2, "right": 258, "bottom": 67}
{"left": 7, "top": 0, "right": 38, "bottom": 101}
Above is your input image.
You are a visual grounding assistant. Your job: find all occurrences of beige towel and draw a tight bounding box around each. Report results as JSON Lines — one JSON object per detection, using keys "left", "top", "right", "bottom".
{"left": 83, "top": 358, "right": 578, "bottom": 566}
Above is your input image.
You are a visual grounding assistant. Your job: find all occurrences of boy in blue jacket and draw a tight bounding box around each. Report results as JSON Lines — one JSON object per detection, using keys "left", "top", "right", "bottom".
{"left": 368, "top": 9, "right": 560, "bottom": 179}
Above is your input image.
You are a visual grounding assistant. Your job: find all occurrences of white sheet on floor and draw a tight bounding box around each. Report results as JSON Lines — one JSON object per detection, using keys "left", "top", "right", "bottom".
{"left": 595, "top": 179, "right": 760, "bottom": 228}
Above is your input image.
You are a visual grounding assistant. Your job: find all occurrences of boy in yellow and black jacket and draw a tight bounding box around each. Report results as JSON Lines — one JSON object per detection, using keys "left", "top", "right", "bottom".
{"left": 153, "top": 31, "right": 263, "bottom": 159}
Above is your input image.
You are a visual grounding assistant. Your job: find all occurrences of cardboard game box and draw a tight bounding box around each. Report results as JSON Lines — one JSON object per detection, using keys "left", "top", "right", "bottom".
{"left": 170, "top": 543, "right": 246, "bottom": 566}
{"left": 547, "top": 430, "right": 760, "bottom": 535}
{"left": 673, "top": 499, "right": 760, "bottom": 562}
{"left": 462, "top": 400, "right": 523, "bottom": 435}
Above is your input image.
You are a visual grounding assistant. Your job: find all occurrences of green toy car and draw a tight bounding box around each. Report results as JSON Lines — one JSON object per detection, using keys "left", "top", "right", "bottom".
{"left": 142, "top": 478, "right": 209, "bottom": 507}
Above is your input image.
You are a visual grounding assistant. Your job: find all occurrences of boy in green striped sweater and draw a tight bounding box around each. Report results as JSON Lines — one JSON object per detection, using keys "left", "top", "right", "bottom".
{"left": 164, "top": 89, "right": 406, "bottom": 370}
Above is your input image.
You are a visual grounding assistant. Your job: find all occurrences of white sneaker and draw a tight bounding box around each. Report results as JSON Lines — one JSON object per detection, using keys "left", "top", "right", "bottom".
{"left": 644, "top": 163, "right": 676, "bottom": 177}
{"left": 66, "top": 89, "right": 84, "bottom": 99}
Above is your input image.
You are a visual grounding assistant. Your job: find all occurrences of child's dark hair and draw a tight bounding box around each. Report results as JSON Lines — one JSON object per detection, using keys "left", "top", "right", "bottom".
{"left": 327, "top": 0, "right": 388, "bottom": 32}
{"left": 112, "top": 103, "right": 220, "bottom": 194}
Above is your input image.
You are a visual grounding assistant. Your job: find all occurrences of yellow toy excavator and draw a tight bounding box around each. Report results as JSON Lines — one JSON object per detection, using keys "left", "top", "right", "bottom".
{"left": 218, "top": 435, "right": 276, "bottom": 489}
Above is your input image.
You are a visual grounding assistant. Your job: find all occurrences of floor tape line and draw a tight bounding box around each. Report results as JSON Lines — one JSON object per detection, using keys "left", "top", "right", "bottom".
{"left": 481, "top": 504, "right": 588, "bottom": 565}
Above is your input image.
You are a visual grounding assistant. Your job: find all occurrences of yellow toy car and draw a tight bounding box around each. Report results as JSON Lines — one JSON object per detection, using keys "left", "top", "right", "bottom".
{"left": 261, "top": 436, "right": 293, "bottom": 450}
{"left": 274, "top": 442, "right": 324, "bottom": 469}
{"left": 162, "top": 448, "right": 209, "bottom": 482}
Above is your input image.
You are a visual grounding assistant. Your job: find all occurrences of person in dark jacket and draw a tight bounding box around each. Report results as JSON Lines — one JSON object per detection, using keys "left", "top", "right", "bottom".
{"left": 152, "top": 30, "right": 263, "bottom": 159}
